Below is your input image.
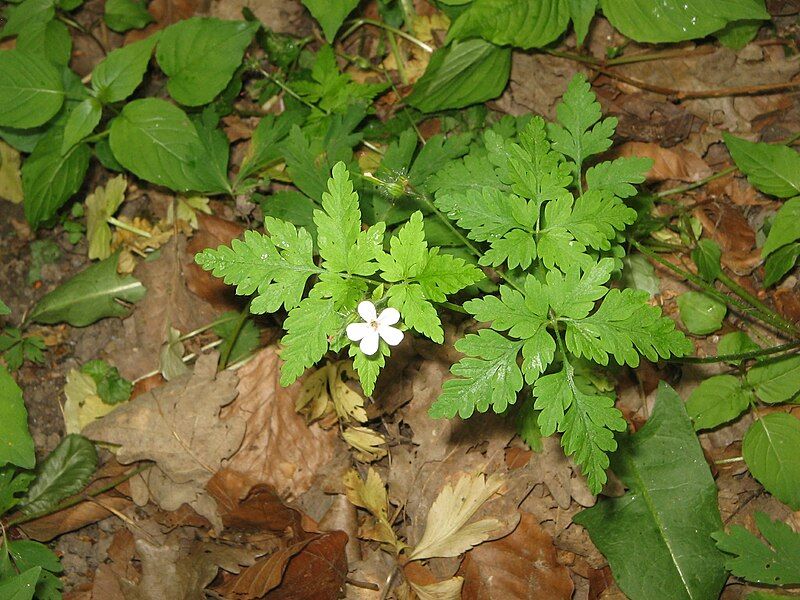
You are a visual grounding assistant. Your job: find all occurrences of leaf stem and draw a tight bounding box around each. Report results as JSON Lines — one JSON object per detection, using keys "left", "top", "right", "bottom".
{"left": 672, "top": 341, "right": 800, "bottom": 364}
{"left": 107, "top": 216, "right": 152, "bottom": 238}
{"left": 341, "top": 18, "right": 433, "bottom": 53}
{"left": 218, "top": 300, "right": 252, "bottom": 370}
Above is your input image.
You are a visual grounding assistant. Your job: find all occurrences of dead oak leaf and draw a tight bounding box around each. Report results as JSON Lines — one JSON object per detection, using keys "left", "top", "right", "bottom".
{"left": 83, "top": 353, "right": 244, "bottom": 527}
{"left": 409, "top": 473, "right": 504, "bottom": 561}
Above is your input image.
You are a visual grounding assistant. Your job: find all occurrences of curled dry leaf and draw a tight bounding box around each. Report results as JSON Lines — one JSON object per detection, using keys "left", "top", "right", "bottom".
{"left": 342, "top": 426, "right": 387, "bottom": 462}
{"left": 220, "top": 347, "right": 338, "bottom": 499}
{"left": 83, "top": 353, "right": 244, "bottom": 530}
{"left": 616, "top": 141, "right": 712, "bottom": 183}
{"left": 404, "top": 562, "right": 464, "bottom": 600}
{"left": 458, "top": 512, "right": 574, "bottom": 600}
{"left": 297, "top": 360, "right": 367, "bottom": 426}
{"left": 63, "top": 368, "right": 117, "bottom": 434}
{"left": 344, "top": 468, "right": 403, "bottom": 553}
{"left": 409, "top": 473, "right": 504, "bottom": 561}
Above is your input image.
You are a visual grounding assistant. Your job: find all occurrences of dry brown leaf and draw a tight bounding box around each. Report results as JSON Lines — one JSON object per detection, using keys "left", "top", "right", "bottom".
{"left": 616, "top": 141, "right": 712, "bottom": 182}
{"left": 342, "top": 426, "right": 387, "bottom": 462}
{"left": 409, "top": 473, "right": 504, "bottom": 561}
{"left": 19, "top": 495, "right": 132, "bottom": 542}
{"left": 221, "top": 347, "right": 339, "bottom": 499}
{"left": 122, "top": 529, "right": 256, "bottom": 600}
{"left": 404, "top": 562, "right": 463, "bottom": 600}
{"left": 104, "top": 236, "right": 217, "bottom": 380}
{"left": 319, "top": 493, "right": 361, "bottom": 564}
{"left": 83, "top": 353, "right": 244, "bottom": 530}
{"left": 458, "top": 512, "right": 574, "bottom": 600}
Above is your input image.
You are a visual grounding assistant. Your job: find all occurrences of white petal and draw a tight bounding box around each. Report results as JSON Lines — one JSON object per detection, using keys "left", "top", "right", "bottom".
{"left": 377, "top": 307, "right": 400, "bottom": 326}
{"left": 359, "top": 331, "right": 380, "bottom": 355}
{"left": 379, "top": 325, "right": 404, "bottom": 347}
{"left": 357, "top": 300, "right": 377, "bottom": 322}
{"left": 346, "top": 322, "right": 371, "bottom": 342}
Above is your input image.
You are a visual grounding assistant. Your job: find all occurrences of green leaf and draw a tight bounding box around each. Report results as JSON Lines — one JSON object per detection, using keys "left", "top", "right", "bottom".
{"left": 585, "top": 156, "right": 652, "bottom": 198}
{"left": 566, "top": 288, "right": 693, "bottom": 367}
{"left": 61, "top": 97, "right": 102, "bottom": 153}
{"left": 677, "top": 291, "right": 726, "bottom": 335}
{"left": 620, "top": 253, "right": 660, "bottom": 296}
{"left": 763, "top": 242, "right": 800, "bottom": 287}
{"left": 429, "top": 330, "right": 524, "bottom": 419}
{"left": 743, "top": 413, "right": 800, "bottom": 509}
{"left": 103, "top": 0, "right": 153, "bottom": 33}
{"left": 213, "top": 312, "right": 260, "bottom": 366}
{"left": 237, "top": 111, "right": 302, "bottom": 185}
{"left": 21, "top": 433, "right": 97, "bottom": 516}
{"left": 195, "top": 225, "right": 318, "bottom": 314}
{"left": 0, "top": 364, "right": 35, "bottom": 469}
{"left": 435, "top": 187, "right": 529, "bottom": 244}
{"left": 29, "top": 253, "right": 146, "bottom": 326}
{"left": 80, "top": 359, "right": 132, "bottom": 405}
{"left": 573, "top": 382, "right": 727, "bottom": 600}
{"left": 692, "top": 239, "right": 723, "bottom": 282}
{"left": 16, "top": 19, "right": 72, "bottom": 66}
{"left": 516, "top": 400, "right": 543, "bottom": 451}
{"left": 386, "top": 283, "right": 440, "bottom": 342}
{"left": 686, "top": 375, "right": 753, "bottom": 430}
{"left": 92, "top": 35, "right": 159, "bottom": 104}
{"left": 763, "top": 196, "right": 800, "bottom": 257}
{"left": 350, "top": 343, "right": 387, "bottom": 397}
{"left": 0, "top": 328, "right": 45, "bottom": 371}
{"left": 156, "top": 17, "right": 258, "bottom": 107}
{"left": 745, "top": 354, "right": 800, "bottom": 404}
{"left": 0, "top": 0, "right": 54, "bottom": 40}
{"left": 715, "top": 19, "right": 761, "bottom": 49}
{"left": 406, "top": 39, "right": 511, "bottom": 113}
{"left": 713, "top": 512, "right": 800, "bottom": 585}
{"left": 599, "top": 0, "right": 768, "bottom": 43}
{"left": 546, "top": 258, "right": 614, "bottom": 319}
{"left": 22, "top": 130, "right": 91, "bottom": 229}
{"left": 717, "top": 331, "right": 759, "bottom": 362}
{"left": 8, "top": 540, "right": 62, "bottom": 574}
{"left": 315, "top": 162, "right": 384, "bottom": 276}
{"left": 86, "top": 175, "right": 127, "bottom": 260}
{"left": 447, "top": 0, "right": 570, "bottom": 49}
{"left": 0, "top": 50, "right": 64, "bottom": 129}
{"left": 279, "top": 296, "right": 339, "bottom": 386}
{"left": 533, "top": 367, "right": 625, "bottom": 492}
{"left": 109, "top": 98, "right": 231, "bottom": 193}
{"left": 547, "top": 73, "right": 617, "bottom": 172}
{"left": 0, "top": 299, "right": 9, "bottom": 315}
{"left": 0, "top": 467, "right": 35, "bottom": 515}
{"left": 0, "top": 566, "right": 42, "bottom": 600}
{"left": 723, "top": 133, "right": 800, "bottom": 199}
{"left": 568, "top": 0, "right": 597, "bottom": 44}
{"left": 300, "top": 0, "right": 359, "bottom": 41}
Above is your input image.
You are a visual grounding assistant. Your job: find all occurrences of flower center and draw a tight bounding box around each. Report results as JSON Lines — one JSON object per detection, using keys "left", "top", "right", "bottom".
{"left": 369, "top": 319, "right": 380, "bottom": 331}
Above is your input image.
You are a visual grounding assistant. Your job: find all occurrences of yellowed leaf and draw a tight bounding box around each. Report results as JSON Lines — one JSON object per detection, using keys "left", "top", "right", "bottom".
{"left": 167, "top": 195, "right": 212, "bottom": 229}
{"left": 408, "top": 576, "right": 463, "bottom": 600}
{"left": 344, "top": 468, "right": 404, "bottom": 552}
{"left": 342, "top": 426, "right": 387, "bottom": 462}
{"left": 63, "top": 369, "right": 117, "bottom": 434}
{"left": 0, "top": 140, "right": 23, "bottom": 203}
{"left": 86, "top": 175, "right": 127, "bottom": 260}
{"left": 159, "top": 326, "right": 188, "bottom": 381}
{"left": 296, "top": 361, "right": 366, "bottom": 425}
{"left": 409, "top": 473, "right": 504, "bottom": 560}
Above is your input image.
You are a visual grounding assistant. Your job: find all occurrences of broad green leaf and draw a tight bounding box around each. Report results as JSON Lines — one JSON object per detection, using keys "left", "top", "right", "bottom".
{"left": 103, "top": 0, "right": 153, "bottom": 32}
{"left": 723, "top": 133, "right": 800, "bottom": 199}
{"left": 686, "top": 375, "right": 753, "bottom": 430}
{"left": 0, "top": 298, "right": 9, "bottom": 315}
{"left": 763, "top": 242, "right": 800, "bottom": 287}
{"left": 0, "top": 364, "right": 35, "bottom": 469}
{"left": 213, "top": 312, "right": 260, "bottom": 366}
{"left": 8, "top": 540, "right": 62, "bottom": 574}
{"left": 61, "top": 97, "right": 102, "bottom": 153}
{"left": 600, "top": 0, "right": 768, "bottom": 43}
{"left": 0, "top": 50, "right": 64, "bottom": 128}
{"left": 109, "top": 98, "right": 231, "bottom": 193}
{"left": 448, "top": 0, "right": 570, "bottom": 49}
{"left": 21, "top": 434, "right": 97, "bottom": 516}
{"left": 745, "top": 354, "right": 800, "bottom": 404}
{"left": 92, "top": 35, "right": 159, "bottom": 104}
{"left": 762, "top": 196, "right": 800, "bottom": 257}
{"left": 715, "top": 19, "right": 761, "bottom": 49}
{"left": 406, "top": 39, "right": 511, "bottom": 113}
{"left": 713, "top": 512, "right": 800, "bottom": 585}
{"left": 195, "top": 226, "right": 318, "bottom": 314}
{"left": 585, "top": 156, "right": 652, "bottom": 198}
{"left": 280, "top": 296, "right": 339, "bottom": 386}
{"left": 16, "top": 19, "right": 72, "bottom": 66}
{"left": 692, "top": 239, "right": 722, "bottom": 282}
{"left": 0, "top": 140, "right": 23, "bottom": 203}
{"left": 22, "top": 130, "right": 91, "bottom": 228}
{"left": 0, "top": 467, "right": 35, "bottom": 515}
{"left": 29, "top": 253, "right": 146, "bottom": 326}
{"left": 574, "top": 382, "right": 727, "bottom": 600}
{"left": 0, "top": 0, "right": 53, "bottom": 40}
{"left": 566, "top": 288, "right": 693, "bottom": 367}
{"left": 86, "top": 175, "right": 127, "bottom": 260}
{"left": 156, "top": 18, "right": 258, "bottom": 106}
{"left": 301, "top": 0, "right": 359, "bottom": 41}
{"left": 677, "top": 291, "right": 726, "bottom": 335}
{"left": 568, "top": 0, "right": 597, "bottom": 44}
{"left": 717, "top": 331, "right": 759, "bottom": 362}
{"left": 620, "top": 253, "right": 660, "bottom": 296}
{"left": 533, "top": 367, "right": 625, "bottom": 492}
{"left": 429, "top": 330, "right": 524, "bottom": 419}
{"left": 743, "top": 413, "right": 800, "bottom": 509}
{"left": 0, "top": 566, "right": 42, "bottom": 600}
{"left": 80, "top": 359, "right": 132, "bottom": 405}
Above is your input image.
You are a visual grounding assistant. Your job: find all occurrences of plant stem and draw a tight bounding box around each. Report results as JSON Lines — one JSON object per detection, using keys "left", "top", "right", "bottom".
{"left": 341, "top": 18, "right": 433, "bottom": 53}
{"left": 83, "top": 130, "right": 110, "bottom": 144}
{"left": 5, "top": 464, "right": 151, "bottom": 528}
{"left": 107, "top": 216, "right": 152, "bottom": 238}
{"left": 257, "top": 67, "right": 326, "bottom": 114}
{"left": 219, "top": 300, "right": 252, "bottom": 370}
{"left": 179, "top": 314, "right": 239, "bottom": 342}
{"left": 386, "top": 30, "right": 408, "bottom": 85}
{"left": 656, "top": 166, "right": 737, "bottom": 198}
{"left": 716, "top": 271, "right": 797, "bottom": 336}
{"left": 673, "top": 341, "right": 800, "bottom": 364}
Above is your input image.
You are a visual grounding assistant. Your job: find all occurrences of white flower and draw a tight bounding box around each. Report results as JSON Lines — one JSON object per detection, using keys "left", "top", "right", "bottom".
{"left": 346, "top": 301, "right": 404, "bottom": 356}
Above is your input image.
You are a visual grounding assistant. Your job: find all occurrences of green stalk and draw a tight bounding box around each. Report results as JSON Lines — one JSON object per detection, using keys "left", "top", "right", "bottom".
{"left": 673, "top": 341, "right": 800, "bottom": 364}
{"left": 341, "top": 18, "right": 433, "bottom": 53}
{"left": 218, "top": 300, "right": 252, "bottom": 371}
{"left": 716, "top": 271, "right": 798, "bottom": 336}
{"left": 107, "top": 216, "right": 152, "bottom": 238}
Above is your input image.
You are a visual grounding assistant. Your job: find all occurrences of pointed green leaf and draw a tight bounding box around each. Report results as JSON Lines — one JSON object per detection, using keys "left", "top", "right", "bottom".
{"left": 723, "top": 133, "right": 800, "bottom": 198}
{"left": 0, "top": 364, "right": 35, "bottom": 469}
{"left": 92, "top": 35, "right": 158, "bottom": 104}
{"left": 743, "top": 413, "right": 800, "bottom": 510}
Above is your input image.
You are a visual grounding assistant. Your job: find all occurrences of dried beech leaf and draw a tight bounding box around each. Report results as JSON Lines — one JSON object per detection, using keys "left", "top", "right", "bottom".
{"left": 409, "top": 473, "right": 504, "bottom": 560}
{"left": 458, "top": 512, "right": 573, "bottom": 600}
